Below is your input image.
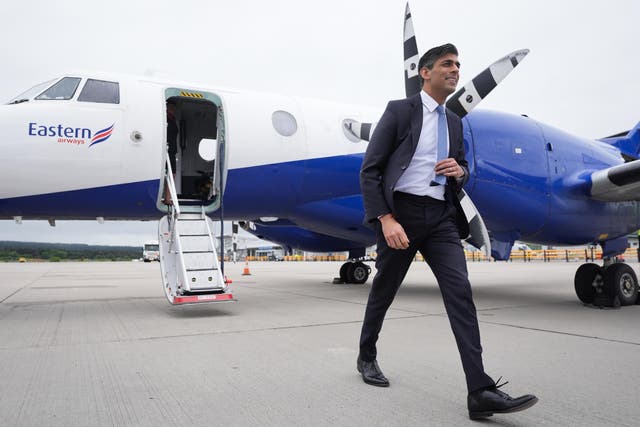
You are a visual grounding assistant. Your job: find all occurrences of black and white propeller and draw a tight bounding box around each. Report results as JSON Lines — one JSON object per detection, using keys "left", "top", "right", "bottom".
{"left": 345, "top": 3, "right": 530, "bottom": 256}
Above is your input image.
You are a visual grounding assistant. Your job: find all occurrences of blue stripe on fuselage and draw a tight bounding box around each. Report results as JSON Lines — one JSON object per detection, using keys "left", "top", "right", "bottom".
{"left": 0, "top": 153, "right": 366, "bottom": 220}
{"left": 0, "top": 180, "right": 161, "bottom": 219}
{"left": 222, "top": 153, "right": 365, "bottom": 218}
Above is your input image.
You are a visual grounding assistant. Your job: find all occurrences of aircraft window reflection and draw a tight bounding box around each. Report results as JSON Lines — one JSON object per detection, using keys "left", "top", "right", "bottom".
{"left": 78, "top": 79, "right": 120, "bottom": 104}
{"left": 6, "top": 79, "right": 56, "bottom": 104}
{"left": 35, "top": 77, "right": 81, "bottom": 100}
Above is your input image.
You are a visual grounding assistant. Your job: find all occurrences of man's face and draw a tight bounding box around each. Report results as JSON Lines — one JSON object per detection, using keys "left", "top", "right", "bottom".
{"left": 421, "top": 53, "right": 460, "bottom": 97}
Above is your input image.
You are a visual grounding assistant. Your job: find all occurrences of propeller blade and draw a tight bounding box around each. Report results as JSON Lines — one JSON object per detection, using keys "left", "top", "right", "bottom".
{"left": 446, "top": 49, "right": 529, "bottom": 118}
{"left": 403, "top": 3, "right": 421, "bottom": 97}
{"left": 458, "top": 189, "right": 491, "bottom": 257}
{"left": 343, "top": 119, "right": 374, "bottom": 142}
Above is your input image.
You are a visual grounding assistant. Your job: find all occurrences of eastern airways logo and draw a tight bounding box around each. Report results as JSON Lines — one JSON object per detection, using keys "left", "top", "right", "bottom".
{"left": 28, "top": 122, "right": 115, "bottom": 147}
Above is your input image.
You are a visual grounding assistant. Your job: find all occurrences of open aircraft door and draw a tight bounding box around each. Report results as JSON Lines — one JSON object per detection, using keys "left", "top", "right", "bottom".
{"left": 158, "top": 88, "right": 227, "bottom": 213}
{"left": 157, "top": 88, "right": 233, "bottom": 305}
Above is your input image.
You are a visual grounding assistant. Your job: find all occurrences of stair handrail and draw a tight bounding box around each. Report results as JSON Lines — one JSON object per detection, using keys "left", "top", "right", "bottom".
{"left": 164, "top": 155, "right": 188, "bottom": 292}
{"left": 165, "top": 155, "right": 181, "bottom": 216}
{"left": 201, "top": 208, "right": 226, "bottom": 290}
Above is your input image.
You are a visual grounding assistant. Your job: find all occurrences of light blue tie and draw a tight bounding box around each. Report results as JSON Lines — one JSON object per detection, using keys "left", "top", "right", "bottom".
{"left": 431, "top": 105, "right": 448, "bottom": 186}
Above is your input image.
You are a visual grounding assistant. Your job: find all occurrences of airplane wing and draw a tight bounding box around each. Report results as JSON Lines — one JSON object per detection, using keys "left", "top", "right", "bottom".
{"left": 590, "top": 159, "right": 640, "bottom": 201}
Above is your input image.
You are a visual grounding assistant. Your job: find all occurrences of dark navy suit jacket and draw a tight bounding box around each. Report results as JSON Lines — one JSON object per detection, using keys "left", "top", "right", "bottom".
{"left": 359, "top": 92, "right": 470, "bottom": 238}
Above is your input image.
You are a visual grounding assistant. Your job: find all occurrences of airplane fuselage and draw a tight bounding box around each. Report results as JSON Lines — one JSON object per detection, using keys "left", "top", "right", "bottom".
{"left": 1, "top": 73, "right": 638, "bottom": 255}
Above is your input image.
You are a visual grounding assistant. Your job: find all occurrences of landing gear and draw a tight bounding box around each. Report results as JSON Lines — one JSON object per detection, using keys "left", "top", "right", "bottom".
{"left": 574, "top": 261, "right": 639, "bottom": 306}
{"left": 603, "top": 263, "right": 638, "bottom": 306}
{"left": 574, "top": 263, "right": 603, "bottom": 304}
{"left": 337, "top": 261, "right": 371, "bottom": 284}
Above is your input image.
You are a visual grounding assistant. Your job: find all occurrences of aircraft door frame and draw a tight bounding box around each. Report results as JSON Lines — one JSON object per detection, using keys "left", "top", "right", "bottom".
{"left": 160, "top": 88, "right": 227, "bottom": 214}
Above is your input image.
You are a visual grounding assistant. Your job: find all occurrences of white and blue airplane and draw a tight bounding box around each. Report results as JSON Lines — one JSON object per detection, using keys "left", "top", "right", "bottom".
{"left": 1, "top": 5, "right": 639, "bottom": 306}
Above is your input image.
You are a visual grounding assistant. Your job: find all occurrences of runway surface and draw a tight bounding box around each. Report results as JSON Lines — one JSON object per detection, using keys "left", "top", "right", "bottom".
{"left": 0, "top": 260, "right": 638, "bottom": 426}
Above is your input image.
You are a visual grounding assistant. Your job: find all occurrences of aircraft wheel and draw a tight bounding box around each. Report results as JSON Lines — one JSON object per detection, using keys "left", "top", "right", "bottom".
{"left": 574, "top": 263, "right": 603, "bottom": 304}
{"left": 347, "top": 262, "right": 370, "bottom": 284}
{"left": 339, "top": 263, "right": 350, "bottom": 282}
{"left": 604, "top": 263, "right": 639, "bottom": 306}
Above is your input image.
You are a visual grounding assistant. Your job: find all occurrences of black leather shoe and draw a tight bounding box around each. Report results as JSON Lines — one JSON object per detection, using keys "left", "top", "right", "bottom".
{"left": 356, "top": 356, "right": 389, "bottom": 387}
{"left": 468, "top": 380, "right": 538, "bottom": 420}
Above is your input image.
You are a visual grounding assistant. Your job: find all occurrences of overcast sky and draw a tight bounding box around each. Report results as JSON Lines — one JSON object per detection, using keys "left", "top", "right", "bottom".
{"left": 1, "top": 0, "right": 638, "bottom": 245}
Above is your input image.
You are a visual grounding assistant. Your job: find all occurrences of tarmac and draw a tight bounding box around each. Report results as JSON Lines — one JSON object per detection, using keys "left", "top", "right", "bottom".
{"left": 0, "top": 260, "right": 639, "bottom": 427}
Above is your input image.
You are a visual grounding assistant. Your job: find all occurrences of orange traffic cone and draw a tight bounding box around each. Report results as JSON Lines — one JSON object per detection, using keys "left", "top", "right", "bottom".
{"left": 242, "top": 259, "right": 251, "bottom": 276}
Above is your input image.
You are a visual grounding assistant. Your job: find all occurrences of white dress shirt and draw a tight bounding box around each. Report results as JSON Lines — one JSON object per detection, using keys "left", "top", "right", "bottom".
{"left": 394, "top": 90, "right": 448, "bottom": 200}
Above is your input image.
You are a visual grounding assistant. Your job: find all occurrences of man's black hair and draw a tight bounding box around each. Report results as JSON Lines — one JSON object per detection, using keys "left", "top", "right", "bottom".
{"left": 418, "top": 43, "right": 458, "bottom": 71}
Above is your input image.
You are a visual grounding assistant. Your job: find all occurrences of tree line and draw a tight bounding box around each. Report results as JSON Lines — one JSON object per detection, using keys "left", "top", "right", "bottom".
{"left": 0, "top": 241, "right": 142, "bottom": 262}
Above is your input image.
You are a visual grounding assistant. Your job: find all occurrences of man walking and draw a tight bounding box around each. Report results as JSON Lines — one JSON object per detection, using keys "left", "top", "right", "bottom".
{"left": 357, "top": 43, "right": 537, "bottom": 420}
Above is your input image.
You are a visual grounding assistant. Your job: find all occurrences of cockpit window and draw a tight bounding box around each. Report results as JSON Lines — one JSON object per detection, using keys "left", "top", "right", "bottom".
{"left": 78, "top": 79, "right": 120, "bottom": 104}
{"left": 35, "top": 77, "right": 82, "bottom": 100}
{"left": 6, "top": 79, "right": 56, "bottom": 104}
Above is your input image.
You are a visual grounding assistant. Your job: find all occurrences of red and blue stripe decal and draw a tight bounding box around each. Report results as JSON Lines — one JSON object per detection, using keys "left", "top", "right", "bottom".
{"left": 89, "top": 124, "right": 114, "bottom": 147}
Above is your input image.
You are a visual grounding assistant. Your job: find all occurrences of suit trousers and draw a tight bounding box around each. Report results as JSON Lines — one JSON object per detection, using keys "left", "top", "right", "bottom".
{"left": 359, "top": 191, "right": 495, "bottom": 393}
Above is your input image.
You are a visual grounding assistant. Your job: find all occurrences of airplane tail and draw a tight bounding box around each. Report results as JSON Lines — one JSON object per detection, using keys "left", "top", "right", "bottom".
{"left": 600, "top": 121, "right": 640, "bottom": 160}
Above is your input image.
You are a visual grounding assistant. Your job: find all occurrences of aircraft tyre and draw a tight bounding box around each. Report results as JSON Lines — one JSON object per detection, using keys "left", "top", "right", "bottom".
{"left": 338, "top": 262, "right": 371, "bottom": 284}
{"left": 603, "top": 263, "right": 639, "bottom": 306}
{"left": 347, "top": 262, "right": 370, "bottom": 284}
{"left": 339, "top": 263, "right": 350, "bottom": 282}
{"left": 574, "top": 263, "right": 603, "bottom": 304}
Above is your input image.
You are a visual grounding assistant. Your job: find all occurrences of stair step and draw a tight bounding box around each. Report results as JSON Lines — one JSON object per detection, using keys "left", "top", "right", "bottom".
{"left": 187, "top": 270, "right": 224, "bottom": 290}
{"left": 180, "top": 235, "right": 212, "bottom": 252}
{"left": 160, "top": 212, "right": 227, "bottom": 298}
{"left": 183, "top": 252, "right": 217, "bottom": 270}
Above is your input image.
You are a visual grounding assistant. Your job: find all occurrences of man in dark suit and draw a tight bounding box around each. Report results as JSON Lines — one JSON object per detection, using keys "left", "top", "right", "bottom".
{"left": 357, "top": 43, "right": 537, "bottom": 420}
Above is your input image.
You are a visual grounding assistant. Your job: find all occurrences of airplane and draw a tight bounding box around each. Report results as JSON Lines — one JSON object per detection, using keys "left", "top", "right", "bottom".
{"left": 1, "top": 4, "right": 639, "bottom": 307}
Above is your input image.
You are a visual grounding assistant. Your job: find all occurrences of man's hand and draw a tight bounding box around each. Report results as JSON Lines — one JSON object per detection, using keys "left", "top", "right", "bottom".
{"left": 435, "top": 158, "right": 464, "bottom": 178}
{"left": 379, "top": 214, "right": 410, "bottom": 249}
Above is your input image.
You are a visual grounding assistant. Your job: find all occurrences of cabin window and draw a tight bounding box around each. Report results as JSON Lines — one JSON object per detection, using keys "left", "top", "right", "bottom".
{"left": 272, "top": 110, "right": 297, "bottom": 136}
{"left": 35, "top": 77, "right": 81, "bottom": 100}
{"left": 78, "top": 79, "right": 120, "bottom": 104}
{"left": 6, "top": 79, "right": 56, "bottom": 104}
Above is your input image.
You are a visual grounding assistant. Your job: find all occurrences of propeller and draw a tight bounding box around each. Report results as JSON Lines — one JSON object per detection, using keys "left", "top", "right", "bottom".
{"left": 349, "top": 2, "right": 519, "bottom": 256}
{"left": 343, "top": 3, "right": 420, "bottom": 142}
{"left": 446, "top": 49, "right": 529, "bottom": 118}
{"left": 403, "top": 3, "right": 421, "bottom": 97}
{"left": 349, "top": 8, "right": 528, "bottom": 143}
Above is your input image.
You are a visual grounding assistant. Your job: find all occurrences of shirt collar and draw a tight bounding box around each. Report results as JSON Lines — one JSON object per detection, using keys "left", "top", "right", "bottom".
{"left": 420, "top": 90, "right": 441, "bottom": 113}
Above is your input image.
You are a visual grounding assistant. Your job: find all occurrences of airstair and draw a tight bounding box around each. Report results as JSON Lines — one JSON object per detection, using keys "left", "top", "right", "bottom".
{"left": 158, "top": 159, "right": 234, "bottom": 305}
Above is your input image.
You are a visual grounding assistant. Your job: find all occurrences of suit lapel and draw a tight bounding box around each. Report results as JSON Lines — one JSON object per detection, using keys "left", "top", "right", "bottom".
{"left": 409, "top": 93, "right": 423, "bottom": 152}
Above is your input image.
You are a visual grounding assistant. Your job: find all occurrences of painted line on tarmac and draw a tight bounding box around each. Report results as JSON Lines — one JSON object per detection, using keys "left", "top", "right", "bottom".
{"left": 478, "top": 320, "right": 640, "bottom": 347}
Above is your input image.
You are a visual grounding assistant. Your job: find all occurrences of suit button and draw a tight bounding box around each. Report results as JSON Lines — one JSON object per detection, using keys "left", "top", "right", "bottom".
{"left": 401, "top": 165, "right": 407, "bottom": 170}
